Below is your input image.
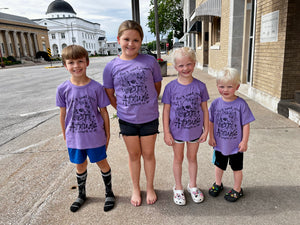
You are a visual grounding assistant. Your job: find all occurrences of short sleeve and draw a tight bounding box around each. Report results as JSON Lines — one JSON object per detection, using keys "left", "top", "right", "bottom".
{"left": 209, "top": 101, "right": 215, "bottom": 122}
{"left": 56, "top": 86, "right": 66, "bottom": 107}
{"left": 161, "top": 83, "right": 171, "bottom": 104}
{"left": 201, "top": 83, "right": 209, "bottom": 102}
{"left": 152, "top": 59, "right": 163, "bottom": 83}
{"left": 103, "top": 61, "right": 114, "bottom": 89}
{"left": 97, "top": 85, "right": 111, "bottom": 108}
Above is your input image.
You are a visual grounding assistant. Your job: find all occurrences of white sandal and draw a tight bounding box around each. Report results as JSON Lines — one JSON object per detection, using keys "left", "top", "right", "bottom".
{"left": 187, "top": 184, "right": 204, "bottom": 203}
{"left": 173, "top": 186, "right": 186, "bottom": 206}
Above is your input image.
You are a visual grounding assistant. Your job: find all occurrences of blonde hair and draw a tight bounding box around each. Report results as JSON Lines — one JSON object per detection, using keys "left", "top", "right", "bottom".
{"left": 217, "top": 67, "right": 241, "bottom": 85}
{"left": 61, "top": 45, "right": 89, "bottom": 65}
{"left": 118, "top": 20, "right": 144, "bottom": 40}
{"left": 172, "top": 47, "right": 197, "bottom": 65}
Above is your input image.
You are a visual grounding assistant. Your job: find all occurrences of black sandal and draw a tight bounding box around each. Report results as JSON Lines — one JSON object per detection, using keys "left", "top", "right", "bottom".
{"left": 208, "top": 182, "right": 223, "bottom": 197}
{"left": 224, "top": 188, "right": 243, "bottom": 202}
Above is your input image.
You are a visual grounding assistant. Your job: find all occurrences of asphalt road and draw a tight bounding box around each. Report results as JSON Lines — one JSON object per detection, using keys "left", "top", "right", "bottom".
{"left": 0, "top": 56, "right": 113, "bottom": 148}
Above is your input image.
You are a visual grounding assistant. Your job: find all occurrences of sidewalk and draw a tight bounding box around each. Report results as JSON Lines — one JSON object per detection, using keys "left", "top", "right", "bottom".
{"left": 9, "top": 58, "right": 300, "bottom": 225}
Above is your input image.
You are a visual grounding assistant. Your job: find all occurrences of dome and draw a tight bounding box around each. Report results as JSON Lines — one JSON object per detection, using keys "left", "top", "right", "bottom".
{"left": 46, "top": 0, "right": 76, "bottom": 14}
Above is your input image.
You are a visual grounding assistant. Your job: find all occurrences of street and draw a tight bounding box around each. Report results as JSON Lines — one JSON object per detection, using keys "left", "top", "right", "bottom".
{"left": 0, "top": 57, "right": 300, "bottom": 225}
{"left": 0, "top": 56, "right": 113, "bottom": 148}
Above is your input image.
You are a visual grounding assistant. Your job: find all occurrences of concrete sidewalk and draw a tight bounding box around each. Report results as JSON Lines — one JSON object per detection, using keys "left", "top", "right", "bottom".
{"left": 4, "top": 58, "right": 300, "bottom": 225}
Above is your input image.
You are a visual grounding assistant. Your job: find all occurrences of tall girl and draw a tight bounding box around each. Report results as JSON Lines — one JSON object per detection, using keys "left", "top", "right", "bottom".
{"left": 103, "top": 20, "right": 162, "bottom": 206}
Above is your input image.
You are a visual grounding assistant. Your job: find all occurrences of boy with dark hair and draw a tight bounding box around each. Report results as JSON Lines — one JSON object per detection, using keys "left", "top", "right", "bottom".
{"left": 56, "top": 45, "right": 115, "bottom": 212}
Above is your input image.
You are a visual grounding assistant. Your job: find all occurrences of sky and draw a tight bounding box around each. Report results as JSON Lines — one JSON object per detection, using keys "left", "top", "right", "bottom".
{"left": 0, "top": 0, "right": 156, "bottom": 43}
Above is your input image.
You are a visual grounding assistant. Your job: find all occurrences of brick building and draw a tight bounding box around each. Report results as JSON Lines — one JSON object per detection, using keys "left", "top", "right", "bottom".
{"left": 0, "top": 12, "right": 49, "bottom": 59}
{"left": 182, "top": 0, "right": 300, "bottom": 124}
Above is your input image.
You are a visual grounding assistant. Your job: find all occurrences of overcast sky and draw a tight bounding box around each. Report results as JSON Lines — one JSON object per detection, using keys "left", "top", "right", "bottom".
{"left": 1, "top": 0, "right": 156, "bottom": 42}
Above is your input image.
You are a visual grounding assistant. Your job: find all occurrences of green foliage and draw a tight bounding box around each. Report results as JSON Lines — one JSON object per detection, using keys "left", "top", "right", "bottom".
{"left": 147, "top": 0, "right": 183, "bottom": 38}
{"left": 1, "top": 56, "right": 21, "bottom": 66}
{"left": 36, "top": 51, "right": 51, "bottom": 61}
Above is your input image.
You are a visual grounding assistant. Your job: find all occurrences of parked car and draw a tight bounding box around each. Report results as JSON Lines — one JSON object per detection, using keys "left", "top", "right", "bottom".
{"left": 141, "top": 47, "right": 157, "bottom": 59}
{"left": 118, "top": 47, "right": 158, "bottom": 59}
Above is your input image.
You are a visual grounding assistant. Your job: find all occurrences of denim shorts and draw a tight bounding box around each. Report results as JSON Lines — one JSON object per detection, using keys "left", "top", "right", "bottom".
{"left": 119, "top": 118, "right": 159, "bottom": 137}
{"left": 68, "top": 145, "right": 107, "bottom": 164}
{"left": 213, "top": 150, "right": 243, "bottom": 171}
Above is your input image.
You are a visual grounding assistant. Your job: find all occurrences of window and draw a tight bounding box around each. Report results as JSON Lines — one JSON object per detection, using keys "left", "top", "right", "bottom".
{"left": 61, "top": 33, "right": 65, "bottom": 39}
{"left": 197, "top": 32, "right": 202, "bottom": 48}
{"left": 212, "top": 17, "right": 221, "bottom": 46}
{"left": 51, "top": 34, "right": 56, "bottom": 39}
{"left": 1, "top": 43, "right": 5, "bottom": 54}
{"left": 42, "top": 42, "right": 46, "bottom": 51}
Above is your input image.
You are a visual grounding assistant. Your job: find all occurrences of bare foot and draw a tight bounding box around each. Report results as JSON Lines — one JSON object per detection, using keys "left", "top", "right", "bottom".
{"left": 146, "top": 188, "right": 157, "bottom": 205}
{"left": 131, "top": 188, "right": 141, "bottom": 207}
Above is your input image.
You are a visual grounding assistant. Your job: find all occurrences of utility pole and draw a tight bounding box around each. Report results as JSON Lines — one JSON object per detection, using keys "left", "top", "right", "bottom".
{"left": 154, "top": 0, "right": 161, "bottom": 59}
{"left": 131, "top": 0, "right": 140, "bottom": 24}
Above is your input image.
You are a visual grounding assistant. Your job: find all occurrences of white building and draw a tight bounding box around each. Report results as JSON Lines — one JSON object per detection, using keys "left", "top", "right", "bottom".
{"left": 106, "top": 41, "right": 120, "bottom": 55}
{"left": 33, "top": 0, "right": 107, "bottom": 56}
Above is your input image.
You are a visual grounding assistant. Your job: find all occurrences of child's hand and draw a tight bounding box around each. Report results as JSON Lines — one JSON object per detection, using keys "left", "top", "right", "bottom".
{"left": 208, "top": 138, "right": 216, "bottom": 147}
{"left": 164, "top": 132, "right": 174, "bottom": 146}
{"left": 198, "top": 132, "right": 208, "bottom": 143}
{"left": 238, "top": 141, "right": 248, "bottom": 152}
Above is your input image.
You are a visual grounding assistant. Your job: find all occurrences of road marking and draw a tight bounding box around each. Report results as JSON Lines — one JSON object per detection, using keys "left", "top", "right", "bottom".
{"left": 20, "top": 108, "right": 58, "bottom": 117}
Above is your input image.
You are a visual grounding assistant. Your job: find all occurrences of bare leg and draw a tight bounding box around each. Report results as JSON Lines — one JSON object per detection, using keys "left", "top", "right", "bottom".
{"left": 172, "top": 142, "right": 185, "bottom": 190}
{"left": 76, "top": 159, "right": 88, "bottom": 174}
{"left": 215, "top": 166, "right": 224, "bottom": 186}
{"left": 123, "top": 135, "right": 142, "bottom": 206}
{"left": 233, "top": 170, "right": 243, "bottom": 192}
{"left": 186, "top": 142, "right": 199, "bottom": 188}
{"left": 140, "top": 134, "right": 157, "bottom": 205}
{"left": 96, "top": 158, "right": 110, "bottom": 172}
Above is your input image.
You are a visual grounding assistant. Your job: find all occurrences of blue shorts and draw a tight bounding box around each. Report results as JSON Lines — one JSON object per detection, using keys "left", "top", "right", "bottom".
{"left": 68, "top": 145, "right": 107, "bottom": 164}
{"left": 119, "top": 118, "right": 159, "bottom": 137}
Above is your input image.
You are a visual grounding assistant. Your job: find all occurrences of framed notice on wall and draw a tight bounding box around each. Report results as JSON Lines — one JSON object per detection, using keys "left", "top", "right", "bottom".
{"left": 260, "top": 10, "right": 279, "bottom": 43}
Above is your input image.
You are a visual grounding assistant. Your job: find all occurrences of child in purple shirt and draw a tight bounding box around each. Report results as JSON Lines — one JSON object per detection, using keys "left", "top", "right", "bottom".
{"left": 56, "top": 45, "right": 115, "bottom": 212}
{"left": 103, "top": 20, "right": 162, "bottom": 206}
{"left": 162, "top": 47, "right": 209, "bottom": 206}
{"left": 208, "top": 67, "right": 255, "bottom": 202}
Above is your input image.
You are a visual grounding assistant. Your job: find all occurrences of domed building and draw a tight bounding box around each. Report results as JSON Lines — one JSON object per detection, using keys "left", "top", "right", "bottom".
{"left": 33, "top": 0, "right": 107, "bottom": 56}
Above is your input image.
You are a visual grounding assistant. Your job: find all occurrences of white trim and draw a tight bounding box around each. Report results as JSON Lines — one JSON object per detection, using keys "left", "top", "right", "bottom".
{"left": 210, "top": 44, "right": 220, "bottom": 50}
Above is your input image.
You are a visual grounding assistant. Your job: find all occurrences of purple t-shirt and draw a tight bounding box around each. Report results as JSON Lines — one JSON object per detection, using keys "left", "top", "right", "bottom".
{"left": 103, "top": 54, "right": 162, "bottom": 124}
{"left": 209, "top": 97, "right": 255, "bottom": 156}
{"left": 162, "top": 78, "right": 209, "bottom": 141}
{"left": 56, "top": 79, "right": 110, "bottom": 149}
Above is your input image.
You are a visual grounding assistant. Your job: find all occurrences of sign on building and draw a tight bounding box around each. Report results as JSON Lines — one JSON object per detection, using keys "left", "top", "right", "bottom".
{"left": 260, "top": 10, "right": 279, "bottom": 43}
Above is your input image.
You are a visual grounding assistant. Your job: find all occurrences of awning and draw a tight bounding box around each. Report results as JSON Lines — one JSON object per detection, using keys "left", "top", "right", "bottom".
{"left": 195, "top": 0, "right": 221, "bottom": 17}
{"left": 188, "top": 21, "right": 202, "bottom": 33}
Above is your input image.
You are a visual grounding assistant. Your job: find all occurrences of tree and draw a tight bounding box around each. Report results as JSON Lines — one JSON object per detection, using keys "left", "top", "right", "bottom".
{"left": 147, "top": 0, "right": 183, "bottom": 39}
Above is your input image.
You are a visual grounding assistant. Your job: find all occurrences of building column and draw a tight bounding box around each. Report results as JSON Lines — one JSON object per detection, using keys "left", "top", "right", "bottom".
{"left": 4, "top": 30, "right": 11, "bottom": 56}
{"left": 20, "top": 32, "right": 27, "bottom": 57}
{"left": 33, "top": 33, "right": 39, "bottom": 54}
{"left": 26, "top": 33, "right": 34, "bottom": 57}
{"left": 13, "top": 31, "right": 20, "bottom": 58}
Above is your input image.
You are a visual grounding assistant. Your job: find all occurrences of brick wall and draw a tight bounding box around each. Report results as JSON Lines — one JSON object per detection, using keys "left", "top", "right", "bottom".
{"left": 253, "top": 0, "right": 288, "bottom": 99}
{"left": 209, "top": 0, "right": 230, "bottom": 71}
{"left": 282, "top": 0, "right": 300, "bottom": 99}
